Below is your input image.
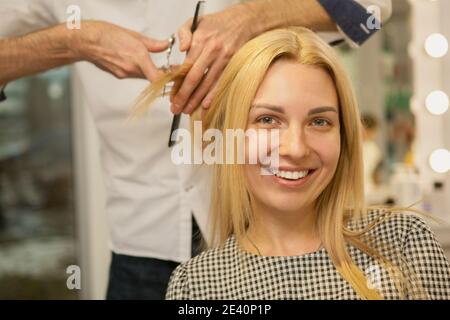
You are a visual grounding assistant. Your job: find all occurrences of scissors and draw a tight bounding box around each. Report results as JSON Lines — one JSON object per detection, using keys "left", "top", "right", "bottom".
{"left": 162, "top": 34, "right": 176, "bottom": 97}
{"left": 168, "top": 0, "right": 205, "bottom": 147}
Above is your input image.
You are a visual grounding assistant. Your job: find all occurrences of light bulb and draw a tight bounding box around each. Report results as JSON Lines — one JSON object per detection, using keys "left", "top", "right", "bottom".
{"left": 429, "top": 149, "right": 450, "bottom": 173}
{"left": 425, "top": 90, "right": 449, "bottom": 115}
{"left": 425, "top": 33, "right": 448, "bottom": 58}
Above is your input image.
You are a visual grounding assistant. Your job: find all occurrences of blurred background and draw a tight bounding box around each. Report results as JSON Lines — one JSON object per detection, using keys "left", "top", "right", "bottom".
{"left": 0, "top": 69, "right": 78, "bottom": 298}
{"left": 0, "top": 0, "right": 449, "bottom": 299}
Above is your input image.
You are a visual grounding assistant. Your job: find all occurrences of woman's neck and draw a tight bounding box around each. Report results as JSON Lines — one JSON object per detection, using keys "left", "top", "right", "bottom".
{"left": 243, "top": 204, "right": 322, "bottom": 257}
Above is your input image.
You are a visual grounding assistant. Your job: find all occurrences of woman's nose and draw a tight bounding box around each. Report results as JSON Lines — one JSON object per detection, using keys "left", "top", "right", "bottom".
{"left": 278, "top": 125, "right": 310, "bottom": 160}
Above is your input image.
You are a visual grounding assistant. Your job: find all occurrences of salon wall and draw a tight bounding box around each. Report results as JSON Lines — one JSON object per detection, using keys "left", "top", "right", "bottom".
{"left": 409, "top": 0, "right": 450, "bottom": 257}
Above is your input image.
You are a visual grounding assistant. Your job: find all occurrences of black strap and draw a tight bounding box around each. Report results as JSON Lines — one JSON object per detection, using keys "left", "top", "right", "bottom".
{"left": 191, "top": 215, "right": 205, "bottom": 257}
{"left": 329, "top": 38, "right": 345, "bottom": 47}
{"left": 0, "top": 85, "right": 6, "bottom": 102}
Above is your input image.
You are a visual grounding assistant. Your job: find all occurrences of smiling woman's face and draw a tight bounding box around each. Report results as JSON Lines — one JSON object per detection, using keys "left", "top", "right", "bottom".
{"left": 245, "top": 58, "right": 341, "bottom": 215}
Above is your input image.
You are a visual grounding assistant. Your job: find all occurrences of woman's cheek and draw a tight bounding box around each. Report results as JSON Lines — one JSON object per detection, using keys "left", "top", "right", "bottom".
{"left": 244, "top": 128, "right": 281, "bottom": 168}
{"left": 326, "top": 135, "right": 341, "bottom": 169}
{"left": 310, "top": 131, "right": 340, "bottom": 167}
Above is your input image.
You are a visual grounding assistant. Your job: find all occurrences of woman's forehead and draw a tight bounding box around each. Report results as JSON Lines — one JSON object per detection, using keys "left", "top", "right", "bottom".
{"left": 252, "top": 60, "right": 339, "bottom": 112}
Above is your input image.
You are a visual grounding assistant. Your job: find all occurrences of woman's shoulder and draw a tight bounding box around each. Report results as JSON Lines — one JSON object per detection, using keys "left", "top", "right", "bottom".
{"left": 349, "top": 207, "right": 431, "bottom": 232}
{"left": 166, "top": 236, "right": 238, "bottom": 299}
{"left": 348, "top": 208, "right": 440, "bottom": 251}
{"left": 348, "top": 208, "right": 450, "bottom": 299}
{"left": 187, "top": 236, "right": 237, "bottom": 267}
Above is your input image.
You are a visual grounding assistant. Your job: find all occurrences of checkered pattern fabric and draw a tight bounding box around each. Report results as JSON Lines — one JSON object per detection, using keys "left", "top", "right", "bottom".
{"left": 166, "top": 211, "right": 450, "bottom": 299}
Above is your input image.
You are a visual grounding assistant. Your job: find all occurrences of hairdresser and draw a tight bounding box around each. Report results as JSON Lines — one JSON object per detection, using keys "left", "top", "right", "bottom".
{"left": 0, "top": 0, "right": 391, "bottom": 299}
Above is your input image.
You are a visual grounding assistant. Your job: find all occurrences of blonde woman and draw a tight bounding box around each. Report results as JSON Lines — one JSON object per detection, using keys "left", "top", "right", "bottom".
{"left": 136, "top": 27, "right": 450, "bottom": 299}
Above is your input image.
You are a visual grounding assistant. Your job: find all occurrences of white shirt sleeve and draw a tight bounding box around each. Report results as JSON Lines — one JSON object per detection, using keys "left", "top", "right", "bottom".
{"left": 0, "top": 0, "right": 60, "bottom": 39}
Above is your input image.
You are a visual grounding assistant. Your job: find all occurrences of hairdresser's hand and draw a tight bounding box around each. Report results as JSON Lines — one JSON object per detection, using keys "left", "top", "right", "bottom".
{"left": 171, "top": 3, "right": 259, "bottom": 114}
{"left": 71, "top": 20, "right": 169, "bottom": 81}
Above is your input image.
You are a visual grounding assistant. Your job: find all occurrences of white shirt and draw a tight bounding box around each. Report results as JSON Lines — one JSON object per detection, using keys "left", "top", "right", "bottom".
{"left": 0, "top": 0, "right": 391, "bottom": 263}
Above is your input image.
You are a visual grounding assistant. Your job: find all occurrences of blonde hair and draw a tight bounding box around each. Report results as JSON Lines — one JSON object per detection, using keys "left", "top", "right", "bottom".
{"left": 132, "top": 27, "right": 430, "bottom": 299}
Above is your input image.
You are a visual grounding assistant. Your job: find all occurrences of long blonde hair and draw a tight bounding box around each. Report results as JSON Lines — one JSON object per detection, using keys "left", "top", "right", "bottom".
{"left": 131, "top": 27, "right": 429, "bottom": 299}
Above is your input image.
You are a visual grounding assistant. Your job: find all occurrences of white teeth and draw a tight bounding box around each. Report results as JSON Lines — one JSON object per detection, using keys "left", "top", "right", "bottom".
{"left": 270, "top": 169, "right": 310, "bottom": 180}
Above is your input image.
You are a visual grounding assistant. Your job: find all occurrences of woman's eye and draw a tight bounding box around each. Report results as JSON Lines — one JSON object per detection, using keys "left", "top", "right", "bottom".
{"left": 311, "top": 118, "right": 331, "bottom": 127}
{"left": 257, "top": 116, "right": 277, "bottom": 125}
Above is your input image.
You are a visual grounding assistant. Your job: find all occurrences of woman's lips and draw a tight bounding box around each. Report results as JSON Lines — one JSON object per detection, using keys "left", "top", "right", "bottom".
{"left": 267, "top": 169, "right": 317, "bottom": 188}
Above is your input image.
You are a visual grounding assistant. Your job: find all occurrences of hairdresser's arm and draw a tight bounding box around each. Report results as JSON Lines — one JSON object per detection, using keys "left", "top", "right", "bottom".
{"left": 0, "top": 21, "right": 168, "bottom": 87}
{"left": 172, "top": 0, "right": 391, "bottom": 115}
{"left": 171, "top": 0, "right": 336, "bottom": 114}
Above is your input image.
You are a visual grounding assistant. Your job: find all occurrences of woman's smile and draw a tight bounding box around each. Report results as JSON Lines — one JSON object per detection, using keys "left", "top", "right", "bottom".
{"left": 261, "top": 167, "right": 318, "bottom": 188}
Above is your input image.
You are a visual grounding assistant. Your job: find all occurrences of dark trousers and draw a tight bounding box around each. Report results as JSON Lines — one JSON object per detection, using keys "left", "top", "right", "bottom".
{"left": 106, "top": 216, "right": 204, "bottom": 300}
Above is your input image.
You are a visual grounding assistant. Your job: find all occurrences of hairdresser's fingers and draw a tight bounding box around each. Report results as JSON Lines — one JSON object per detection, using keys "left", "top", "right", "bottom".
{"left": 178, "top": 18, "right": 193, "bottom": 52}
{"left": 200, "top": 105, "right": 207, "bottom": 120}
{"left": 94, "top": 59, "right": 126, "bottom": 79}
{"left": 125, "top": 28, "right": 170, "bottom": 53}
{"left": 201, "top": 81, "right": 219, "bottom": 110}
{"left": 135, "top": 54, "right": 164, "bottom": 82}
{"left": 171, "top": 46, "right": 217, "bottom": 114}
{"left": 95, "top": 52, "right": 146, "bottom": 80}
{"left": 170, "top": 78, "right": 184, "bottom": 113}
{"left": 181, "top": 57, "right": 227, "bottom": 114}
{"left": 136, "top": 36, "right": 169, "bottom": 81}
{"left": 113, "top": 51, "right": 156, "bottom": 81}
{"left": 141, "top": 37, "right": 170, "bottom": 52}
{"left": 170, "top": 75, "right": 183, "bottom": 97}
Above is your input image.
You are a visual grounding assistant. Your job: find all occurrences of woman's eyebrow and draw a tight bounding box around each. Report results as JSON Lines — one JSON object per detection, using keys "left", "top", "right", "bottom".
{"left": 250, "top": 104, "right": 337, "bottom": 115}
{"left": 250, "top": 103, "right": 285, "bottom": 113}
{"left": 307, "top": 106, "right": 338, "bottom": 115}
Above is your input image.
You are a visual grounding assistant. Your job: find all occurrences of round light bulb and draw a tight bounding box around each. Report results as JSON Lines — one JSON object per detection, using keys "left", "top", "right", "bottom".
{"left": 425, "top": 90, "right": 449, "bottom": 115}
{"left": 425, "top": 33, "right": 448, "bottom": 58}
{"left": 429, "top": 149, "right": 450, "bottom": 173}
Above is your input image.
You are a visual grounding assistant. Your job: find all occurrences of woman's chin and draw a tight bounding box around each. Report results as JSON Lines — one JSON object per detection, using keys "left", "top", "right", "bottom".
{"left": 261, "top": 195, "right": 313, "bottom": 214}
